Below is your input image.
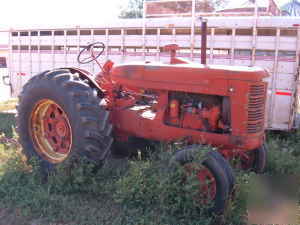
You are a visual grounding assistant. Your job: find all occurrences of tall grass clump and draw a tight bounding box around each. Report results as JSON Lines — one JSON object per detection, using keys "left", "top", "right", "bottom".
{"left": 266, "top": 131, "right": 300, "bottom": 175}
{"left": 114, "top": 145, "right": 212, "bottom": 225}
{"left": 114, "top": 144, "right": 251, "bottom": 225}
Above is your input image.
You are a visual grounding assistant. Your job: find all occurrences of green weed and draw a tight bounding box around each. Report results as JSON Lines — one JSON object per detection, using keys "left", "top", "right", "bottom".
{"left": 0, "top": 113, "right": 16, "bottom": 138}
{"left": 266, "top": 131, "right": 300, "bottom": 174}
{"left": 114, "top": 146, "right": 213, "bottom": 225}
{"left": 0, "top": 140, "right": 251, "bottom": 225}
{"left": 0, "top": 128, "right": 299, "bottom": 224}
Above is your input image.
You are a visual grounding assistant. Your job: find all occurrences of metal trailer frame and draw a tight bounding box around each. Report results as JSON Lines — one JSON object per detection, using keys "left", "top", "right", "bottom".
{"left": 4, "top": 16, "right": 300, "bottom": 131}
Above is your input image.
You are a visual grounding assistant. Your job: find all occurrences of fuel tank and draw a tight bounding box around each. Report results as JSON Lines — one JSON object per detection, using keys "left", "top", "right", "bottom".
{"left": 110, "top": 62, "right": 268, "bottom": 95}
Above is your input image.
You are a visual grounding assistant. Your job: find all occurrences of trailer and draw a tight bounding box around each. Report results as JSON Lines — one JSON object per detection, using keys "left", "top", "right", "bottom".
{"left": 3, "top": 16, "right": 300, "bottom": 131}
{"left": 0, "top": 41, "right": 9, "bottom": 101}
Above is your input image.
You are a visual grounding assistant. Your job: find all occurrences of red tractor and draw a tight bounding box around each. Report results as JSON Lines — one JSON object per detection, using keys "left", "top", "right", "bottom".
{"left": 17, "top": 23, "right": 268, "bottom": 214}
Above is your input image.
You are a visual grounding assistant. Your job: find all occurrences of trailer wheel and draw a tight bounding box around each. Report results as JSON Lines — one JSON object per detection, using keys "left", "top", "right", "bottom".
{"left": 240, "top": 144, "right": 267, "bottom": 173}
{"left": 172, "top": 148, "right": 230, "bottom": 214}
{"left": 17, "top": 69, "right": 113, "bottom": 175}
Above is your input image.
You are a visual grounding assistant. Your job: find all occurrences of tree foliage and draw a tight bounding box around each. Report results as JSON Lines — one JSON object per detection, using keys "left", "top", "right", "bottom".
{"left": 119, "top": 0, "right": 229, "bottom": 19}
{"left": 119, "top": 0, "right": 144, "bottom": 19}
{"left": 197, "top": 0, "right": 229, "bottom": 12}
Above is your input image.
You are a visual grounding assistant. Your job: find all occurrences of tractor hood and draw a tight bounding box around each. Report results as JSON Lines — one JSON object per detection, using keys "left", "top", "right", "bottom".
{"left": 111, "top": 62, "right": 268, "bottom": 82}
{"left": 110, "top": 62, "right": 269, "bottom": 94}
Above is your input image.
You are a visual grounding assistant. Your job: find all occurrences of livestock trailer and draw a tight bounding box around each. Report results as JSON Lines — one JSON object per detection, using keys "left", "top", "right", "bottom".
{"left": 3, "top": 16, "right": 300, "bottom": 131}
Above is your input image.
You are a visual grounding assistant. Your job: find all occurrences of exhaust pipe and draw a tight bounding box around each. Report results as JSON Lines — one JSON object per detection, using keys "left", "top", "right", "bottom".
{"left": 200, "top": 18, "right": 207, "bottom": 65}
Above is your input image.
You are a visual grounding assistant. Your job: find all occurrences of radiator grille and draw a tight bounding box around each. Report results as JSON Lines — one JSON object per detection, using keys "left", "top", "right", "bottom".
{"left": 247, "top": 84, "right": 266, "bottom": 133}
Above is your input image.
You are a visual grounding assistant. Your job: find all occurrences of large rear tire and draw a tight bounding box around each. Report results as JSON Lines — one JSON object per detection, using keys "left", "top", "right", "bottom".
{"left": 17, "top": 69, "right": 113, "bottom": 175}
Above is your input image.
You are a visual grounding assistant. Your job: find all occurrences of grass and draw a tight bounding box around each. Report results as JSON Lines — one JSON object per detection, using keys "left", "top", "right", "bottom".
{"left": 266, "top": 132, "right": 300, "bottom": 175}
{"left": 0, "top": 113, "right": 16, "bottom": 138}
{"left": 0, "top": 99, "right": 17, "bottom": 138}
{"left": 0, "top": 111, "right": 299, "bottom": 225}
{"left": 0, "top": 98, "right": 17, "bottom": 112}
{"left": 0, "top": 141, "right": 249, "bottom": 225}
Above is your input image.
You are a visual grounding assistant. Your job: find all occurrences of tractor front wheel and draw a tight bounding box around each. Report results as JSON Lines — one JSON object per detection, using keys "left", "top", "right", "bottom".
{"left": 17, "top": 69, "right": 113, "bottom": 175}
{"left": 240, "top": 144, "right": 267, "bottom": 173}
{"left": 173, "top": 148, "right": 230, "bottom": 214}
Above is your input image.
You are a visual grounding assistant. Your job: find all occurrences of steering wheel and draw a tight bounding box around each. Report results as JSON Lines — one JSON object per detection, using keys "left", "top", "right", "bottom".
{"left": 77, "top": 42, "right": 105, "bottom": 64}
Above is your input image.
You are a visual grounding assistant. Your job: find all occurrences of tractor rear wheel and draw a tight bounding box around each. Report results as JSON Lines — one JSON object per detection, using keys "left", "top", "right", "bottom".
{"left": 17, "top": 69, "right": 113, "bottom": 175}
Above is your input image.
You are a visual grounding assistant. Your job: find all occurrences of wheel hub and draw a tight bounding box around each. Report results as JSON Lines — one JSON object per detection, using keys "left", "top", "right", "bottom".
{"left": 55, "top": 121, "right": 67, "bottom": 137}
{"left": 185, "top": 163, "right": 216, "bottom": 204}
{"left": 30, "top": 99, "right": 72, "bottom": 163}
{"left": 197, "top": 168, "right": 216, "bottom": 202}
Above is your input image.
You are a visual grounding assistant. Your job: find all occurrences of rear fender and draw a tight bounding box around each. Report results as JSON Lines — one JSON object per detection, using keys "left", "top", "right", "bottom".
{"left": 61, "top": 67, "right": 103, "bottom": 92}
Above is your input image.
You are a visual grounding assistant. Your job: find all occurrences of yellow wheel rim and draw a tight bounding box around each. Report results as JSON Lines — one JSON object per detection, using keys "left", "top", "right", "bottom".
{"left": 30, "top": 99, "right": 72, "bottom": 164}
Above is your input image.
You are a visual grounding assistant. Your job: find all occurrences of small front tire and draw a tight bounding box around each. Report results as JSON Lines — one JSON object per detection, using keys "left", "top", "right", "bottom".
{"left": 240, "top": 144, "right": 267, "bottom": 173}
{"left": 172, "top": 147, "right": 230, "bottom": 214}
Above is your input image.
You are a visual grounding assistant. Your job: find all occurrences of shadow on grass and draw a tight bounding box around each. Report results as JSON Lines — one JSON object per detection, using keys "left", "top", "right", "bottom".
{"left": 0, "top": 113, "right": 16, "bottom": 138}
